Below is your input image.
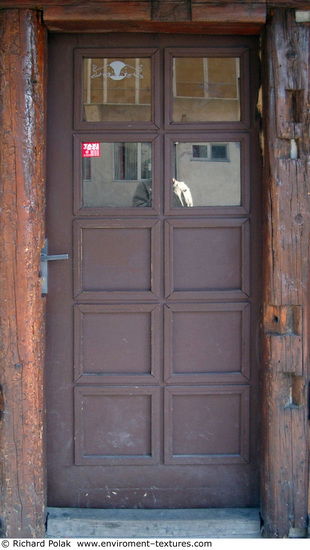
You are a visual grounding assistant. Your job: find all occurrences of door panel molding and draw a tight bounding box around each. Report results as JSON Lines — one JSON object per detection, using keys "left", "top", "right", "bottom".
{"left": 74, "top": 386, "right": 160, "bottom": 465}
{"left": 164, "top": 302, "right": 251, "bottom": 384}
{"left": 164, "top": 218, "right": 250, "bottom": 300}
{"left": 164, "top": 385, "right": 250, "bottom": 465}
{"left": 73, "top": 219, "right": 161, "bottom": 301}
{"left": 74, "top": 304, "right": 160, "bottom": 384}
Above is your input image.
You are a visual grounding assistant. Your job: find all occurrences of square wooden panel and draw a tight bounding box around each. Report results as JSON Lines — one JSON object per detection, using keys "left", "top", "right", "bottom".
{"left": 73, "top": 219, "right": 160, "bottom": 300}
{"left": 74, "top": 304, "right": 160, "bottom": 383}
{"left": 164, "top": 303, "right": 250, "bottom": 384}
{"left": 165, "top": 218, "right": 250, "bottom": 300}
{"left": 75, "top": 386, "right": 160, "bottom": 465}
{"left": 164, "top": 386, "right": 250, "bottom": 465}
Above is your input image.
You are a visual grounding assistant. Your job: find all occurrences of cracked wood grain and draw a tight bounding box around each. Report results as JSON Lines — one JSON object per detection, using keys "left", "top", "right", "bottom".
{"left": 261, "top": 8, "right": 310, "bottom": 538}
{"left": 0, "top": 9, "right": 46, "bottom": 538}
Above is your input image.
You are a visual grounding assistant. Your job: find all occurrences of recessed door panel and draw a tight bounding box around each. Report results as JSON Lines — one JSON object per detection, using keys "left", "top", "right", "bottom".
{"left": 164, "top": 386, "right": 250, "bottom": 464}
{"left": 75, "top": 386, "right": 160, "bottom": 465}
{"left": 164, "top": 303, "right": 250, "bottom": 383}
{"left": 74, "top": 304, "right": 160, "bottom": 383}
{"left": 73, "top": 219, "right": 160, "bottom": 300}
{"left": 165, "top": 219, "right": 250, "bottom": 299}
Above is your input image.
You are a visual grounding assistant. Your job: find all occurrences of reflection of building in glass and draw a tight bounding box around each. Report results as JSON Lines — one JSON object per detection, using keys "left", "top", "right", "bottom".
{"left": 114, "top": 143, "right": 152, "bottom": 181}
{"left": 82, "top": 157, "right": 91, "bottom": 181}
{"left": 173, "top": 57, "right": 240, "bottom": 122}
{"left": 82, "top": 142, "right": 152, "bottom": 208}
{"left": 192, "top": 143, "right": 229, "bottom": 161}
{"left": 174, "top": 141, "right": 241, "bottom": 206}
{"left": 83, "top": 57, "right": 152, "bottom": 122}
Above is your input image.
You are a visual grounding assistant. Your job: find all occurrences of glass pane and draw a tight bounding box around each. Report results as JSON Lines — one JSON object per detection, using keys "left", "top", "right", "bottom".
{"left": 173, "top": 141, "right": 241, "bottom": 207}
{"left": 173, "top": 57, "right": 240, "bottom": 122}
{"left": 82, "top": 142, "right": 152, "bottom": 208}
{"left": 83, "top": 57, "right": 152, "bottom": 122}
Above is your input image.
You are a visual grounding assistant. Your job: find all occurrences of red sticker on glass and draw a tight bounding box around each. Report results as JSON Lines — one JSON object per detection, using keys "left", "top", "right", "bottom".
{"left": 82, "top": 142, "right": 100, "bottom": 158}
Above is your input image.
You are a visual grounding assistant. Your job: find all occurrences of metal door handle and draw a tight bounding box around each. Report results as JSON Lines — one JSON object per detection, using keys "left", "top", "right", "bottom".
{"left": 40, "top": 238, "right": 69, "bottom": 294}
{"left": 41, "top": 252, "right": 69, "bottom": 261}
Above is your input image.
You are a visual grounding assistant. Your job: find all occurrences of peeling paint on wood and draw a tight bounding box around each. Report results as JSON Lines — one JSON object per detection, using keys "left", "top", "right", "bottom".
{"left": 0, "top": 9, "right": 46, "bottom": 538}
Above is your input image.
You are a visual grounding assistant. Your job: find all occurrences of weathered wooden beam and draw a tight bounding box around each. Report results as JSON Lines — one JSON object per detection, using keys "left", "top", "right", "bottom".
{"left": 0, "top": 0, "right": 310, "bottom": 13}
{"left": 43, "top": 3, "right": 266, "bottom": 32}
{"left": 261, "top": 8, "right": 310, "bottom": 538}
{"left": 43, "top": 2, "right": 150, "bottom": 24}
{"left": 152, "top": 0, "right": 191, "bottom": 21}
{"left": 192, "top": 2, "right": 266, "bottom": 23}
{"left": 1, "top": 0, "right": 310, "bottom": 7}
{"left": 1, "top": 0, "right": 269, "bottom": 32}
{"left": 0, "top": 9, "right": 46, "bottom": 538}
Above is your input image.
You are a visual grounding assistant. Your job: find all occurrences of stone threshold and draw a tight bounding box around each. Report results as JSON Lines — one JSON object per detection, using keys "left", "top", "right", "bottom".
{"left": 47, "top": 507, "right": 262, "bottom": 539}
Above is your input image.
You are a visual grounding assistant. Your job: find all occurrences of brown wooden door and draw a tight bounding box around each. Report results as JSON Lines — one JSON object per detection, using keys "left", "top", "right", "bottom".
{"left": 46, "top": 33, "right": 261, "bottom": 508}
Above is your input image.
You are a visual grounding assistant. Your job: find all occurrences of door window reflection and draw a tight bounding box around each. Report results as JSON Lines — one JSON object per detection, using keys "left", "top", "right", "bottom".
{"left": 173, "top": 141, "right": 241, "bottom": 207}
{"left": 83, "top": 57, "right": 152, "bottom": 122}
{"left": 173, "top": 57, "right": 240, "bottom": 122}
{"left": 82, "top": 142, "right": 152, "bottom": 208}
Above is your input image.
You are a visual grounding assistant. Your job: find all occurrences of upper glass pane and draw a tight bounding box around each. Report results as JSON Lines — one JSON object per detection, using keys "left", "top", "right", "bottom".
{"left": 173, "top": 57, "right": 240, "bottom": 122}
{"left": 173, "top": 141, "right": 241, "bottom": 207}
{"left": 83, "top": 57, "right": 152, "bottom": 122}
{"left": 82, "top": 141, "right": 152, "bottom": 208}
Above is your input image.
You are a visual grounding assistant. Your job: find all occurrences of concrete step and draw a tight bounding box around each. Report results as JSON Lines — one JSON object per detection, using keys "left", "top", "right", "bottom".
{"left": 47, "top": 507, "right": 261, "bottom": 539}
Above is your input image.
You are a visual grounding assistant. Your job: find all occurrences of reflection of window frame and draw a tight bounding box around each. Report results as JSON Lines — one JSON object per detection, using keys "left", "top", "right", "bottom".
{"left": 173, "top": 57, "right": 240, "bottom": 101}
{"left": 82, "top": 157, "right": 92, "bottom": 181}
{"left": 210, "top": 143, "right": 229, "bottom": 161}
{"left": 191, "top": 143, "right": 229, "bottom": 162}
{"left": 192, "top": 144, "right": 208, "bottom": 159}
{"left": 113, "top": 142, "right": 152, "bottom": 181}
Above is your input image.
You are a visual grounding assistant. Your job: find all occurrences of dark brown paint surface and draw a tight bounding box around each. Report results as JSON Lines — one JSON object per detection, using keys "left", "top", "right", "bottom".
{"left": 46, "top": 33, "right": 261, "bottom": 508}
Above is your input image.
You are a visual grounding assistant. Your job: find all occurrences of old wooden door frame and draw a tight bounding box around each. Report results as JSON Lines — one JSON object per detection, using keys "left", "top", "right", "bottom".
{"left": 0, "top": 2, "right": 309, "bottom": 539}
{"left": 260, "top": 8, "right": 310, "bottom": 538}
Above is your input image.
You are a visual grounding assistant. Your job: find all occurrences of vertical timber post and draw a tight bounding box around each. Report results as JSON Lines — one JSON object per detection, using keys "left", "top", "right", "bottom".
{"left": 261, "top": 8, "right": 310, "bottom": 538}
{"left": 0, "top": 9, "right": 46, "bottom": 537}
